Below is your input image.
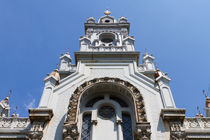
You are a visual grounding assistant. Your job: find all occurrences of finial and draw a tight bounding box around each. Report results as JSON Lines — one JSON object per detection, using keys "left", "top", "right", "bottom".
{"left": 66, "top": 48, "right": 70, "bottom": 55}
{"left": 145, "top": 48, "right": 148, "bottom": 55}
{"left": 203, "top": 89, "right": 208, "bottom": 98}
{"left": 56, "top": 63, "right": 59, "bottom": 70}
{"left": 11, "top": 106, "right": 18, "bottom": 117}
{"left": 2, "top": 90, "right": 12, "bottom": 102}
{"left": 6, "top": 90, "right": 12, "bottom": 100}
{"left": 155, "top": 62, "right": 159, "bottom": 70}
{"left": 104, "top": 9, "right": 111, "bottom": 15}
{"left": 196, "top": 106, "right": 202, "bottom": 117}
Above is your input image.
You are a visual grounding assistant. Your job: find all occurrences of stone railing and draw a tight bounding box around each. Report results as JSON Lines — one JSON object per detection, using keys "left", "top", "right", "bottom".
{"left": 88, "top": 45, "right": 128, "bottom": 52}
{"left": 183, "top": 117, "right": 210, "bottom": 129}
{"left": 0, "top": 117, "right": 30, "bottom": 129}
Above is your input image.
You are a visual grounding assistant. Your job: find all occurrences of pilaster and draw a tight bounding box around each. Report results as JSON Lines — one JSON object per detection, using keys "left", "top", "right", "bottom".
{"left": 27, "top": 108, "right": 53, "bottom": 140}
{"left": 161, "top": 108, "right": 186, "bottom": 140}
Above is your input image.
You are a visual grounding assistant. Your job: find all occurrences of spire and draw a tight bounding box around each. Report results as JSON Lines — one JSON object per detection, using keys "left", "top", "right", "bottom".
{"left": 196, "top": 106, "right": 203, "bottom": 117}
{"left": 203, "top": 89, "right": 208, "bottom": 99}
{"left": 11, "top": 106, "right": 18, "bottom": 117}
{"left": 66, "top": 48, "right": 70, "bottom": 55}
{"left": 1, "top": 90, "right": 12, "bottom": 103}
{"left": 145, "top": 48, "right": 148, "bottom": 55}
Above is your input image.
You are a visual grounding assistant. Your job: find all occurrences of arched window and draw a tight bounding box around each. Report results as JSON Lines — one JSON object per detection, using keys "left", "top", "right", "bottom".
{"left": 81, "top": 114, "right": 92, "bottom": 140}
{"left": 122, "top": 113, "right": 133, "bottom": 140}
{"left": 80, "top": 94, "right": 134, "bottom": 140}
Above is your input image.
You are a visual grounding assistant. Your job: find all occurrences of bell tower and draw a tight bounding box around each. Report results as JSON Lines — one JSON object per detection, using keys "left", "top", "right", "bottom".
{"left": 80, "top": 10, "right": 134, "bottom": 52}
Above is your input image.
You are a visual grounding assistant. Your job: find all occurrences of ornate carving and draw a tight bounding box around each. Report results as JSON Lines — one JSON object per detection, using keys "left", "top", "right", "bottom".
{"left": 134, "top": 122, "right": 151, "bottom": 140}
{"left": 0, "top": 117, "right": 30, "bottom": 128}
{"left": 161, "top": 109, "right": 186, "bottom": 140}
{"left": 27, "top": 122, "right": 44, "bottom": 140}
{"left": 27, "top": 108, "right": 53, "bottom": 140}
{"left": 169, "top": 121, "right": 185, "bottom": 140}
{"left": 184, "top": 117, "right": 210, "bottom": 129}
{"left": 28, "top": 131, "right": 43, "bottom": 140}
{"left": 63, "top": 122, "right": 79, "bottom": 140}
{"left": 65, "top": 77, "right": 147, "bottom": 124}
{"left": 64, "top": 77, "right": 149, "bottom": 139}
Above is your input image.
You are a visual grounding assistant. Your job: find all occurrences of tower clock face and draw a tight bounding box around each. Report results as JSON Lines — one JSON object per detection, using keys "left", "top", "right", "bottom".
{"left": 98, "top": 106, "right": 115, "bottom": 119}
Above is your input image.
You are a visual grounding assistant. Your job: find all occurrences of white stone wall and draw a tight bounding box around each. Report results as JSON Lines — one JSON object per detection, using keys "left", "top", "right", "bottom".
{"left": 39, "top": 60, "right": 174, "bottom": 140}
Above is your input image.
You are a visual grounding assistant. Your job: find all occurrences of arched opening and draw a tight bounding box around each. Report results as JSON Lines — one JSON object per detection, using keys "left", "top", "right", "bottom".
{"left": 63, "top": 77, "right": 148, "bottom": 140}
{"left": 99, "top": 33, "right": 115, "bottom": 43}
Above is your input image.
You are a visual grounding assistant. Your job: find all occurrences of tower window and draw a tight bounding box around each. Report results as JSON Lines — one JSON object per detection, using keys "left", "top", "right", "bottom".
{"left": 105, "top": 20, "right": 110, "bottom": 23}
{"left": 122, "top": 113, "right": 133, "bottom": 140}
{"left": 100, "top": 33, "right": 115, "bottom": 43}
{"left": 81, "top": 114, "right": 92, "bottom": 140}
{"left": 98, "top": 105, "right": 115, "bottom": 119}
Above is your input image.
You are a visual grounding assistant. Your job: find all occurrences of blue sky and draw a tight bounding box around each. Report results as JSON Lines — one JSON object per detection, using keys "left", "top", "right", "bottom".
{"left": 0, "top": 0, "right": 210, "bottom": 117}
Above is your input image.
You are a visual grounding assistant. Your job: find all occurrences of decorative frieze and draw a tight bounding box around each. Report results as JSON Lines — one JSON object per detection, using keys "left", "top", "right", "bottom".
{"left": 88, "top": 45, "right": 127, "bottom": 52}
{"left": 0, "top": 117, "right": 30, "bottom": 129}
{"left": 184, "top": 117, "right": 210, "bottom": 129}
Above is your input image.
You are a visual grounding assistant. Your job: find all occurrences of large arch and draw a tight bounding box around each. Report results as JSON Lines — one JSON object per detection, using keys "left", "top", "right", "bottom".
{"left": 63, "top": 77, "right": 151, "bottom": 140}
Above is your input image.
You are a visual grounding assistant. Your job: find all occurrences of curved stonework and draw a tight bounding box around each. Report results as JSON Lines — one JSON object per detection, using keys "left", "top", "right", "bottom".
{"left": 63, "top": 77, "right": 149, "bottom": 139}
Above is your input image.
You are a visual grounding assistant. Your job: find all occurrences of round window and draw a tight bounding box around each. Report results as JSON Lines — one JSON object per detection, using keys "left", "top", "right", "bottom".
{"left": 98, "top": 106, "right": 115, "bottom": 119}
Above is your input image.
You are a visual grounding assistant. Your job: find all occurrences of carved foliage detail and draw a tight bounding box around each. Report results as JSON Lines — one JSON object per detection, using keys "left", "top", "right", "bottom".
{"left": 63, "top": 122, "right": 79, "bottom": 140}
{"left": 134, "top": 123, "right": 151, "bottom": 140}
{"left": 27, "top": 122, "right": 45, "bottom": 140}
{"left": 169, "top": 121, "right": 185, "bottom": 140}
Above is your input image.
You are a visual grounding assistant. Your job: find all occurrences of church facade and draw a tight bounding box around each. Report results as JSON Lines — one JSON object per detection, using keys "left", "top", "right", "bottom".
{"left": 1, "top": 11, "right": 210, "bottom": 140}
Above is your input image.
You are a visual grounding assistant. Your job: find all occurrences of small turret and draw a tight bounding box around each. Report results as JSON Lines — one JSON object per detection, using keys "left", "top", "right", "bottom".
{"left": 142, "top": 51, "right": 155, "bottom": 71}
{"left": 203, "top": 90, "right": 210, "bottom": 117}
{"left": 154, "top": 64, "right": 175, "bottom": 108}
{"left": 59, "top": 50, "right": 72, "bottom": 72}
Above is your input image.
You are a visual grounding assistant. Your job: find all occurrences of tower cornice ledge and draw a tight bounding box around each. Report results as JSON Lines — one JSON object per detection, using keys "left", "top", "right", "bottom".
{"left": 85, "top": 23, "right": 130, "bottom": 33}
{"left": 28, "top": 108, "right": 53, "bottom": 122}
{"left": 161, "top": 108, "right": 186, "bottom": 121}
{"left": 75, "top": 51, "right": 140, "bottom": 64}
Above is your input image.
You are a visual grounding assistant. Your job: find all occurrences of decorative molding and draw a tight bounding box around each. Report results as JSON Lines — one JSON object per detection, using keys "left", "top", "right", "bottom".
{"left": 28, "top": 121, "right": 44, "bottom": 140}
{"left": 65, "top": 77, "right": 147, "bottom": 123}
{"left": 0, "top": 117, "right": 30, "bottom": 129}
{"left": 134, "top": 122, "right": 151, "bottom": 140}
{"left": 27, "top": 108, "right": 53, "bottom": 140}
{"left": 28, "top": 108, "right": 53, "bottom": 122}
{"left": 169, "top": 121, "right": 185, "bottom": 140}
{"left": 161, "top": 109, "right": 186, "bottom": 140}
{"left": 184, "top": 117, "right": 210, "bottom": 129}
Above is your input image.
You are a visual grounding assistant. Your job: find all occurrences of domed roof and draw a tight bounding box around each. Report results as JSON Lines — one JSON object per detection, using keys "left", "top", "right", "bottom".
{"left": 98, "top": 10, "right": 117, "bottom": 23}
